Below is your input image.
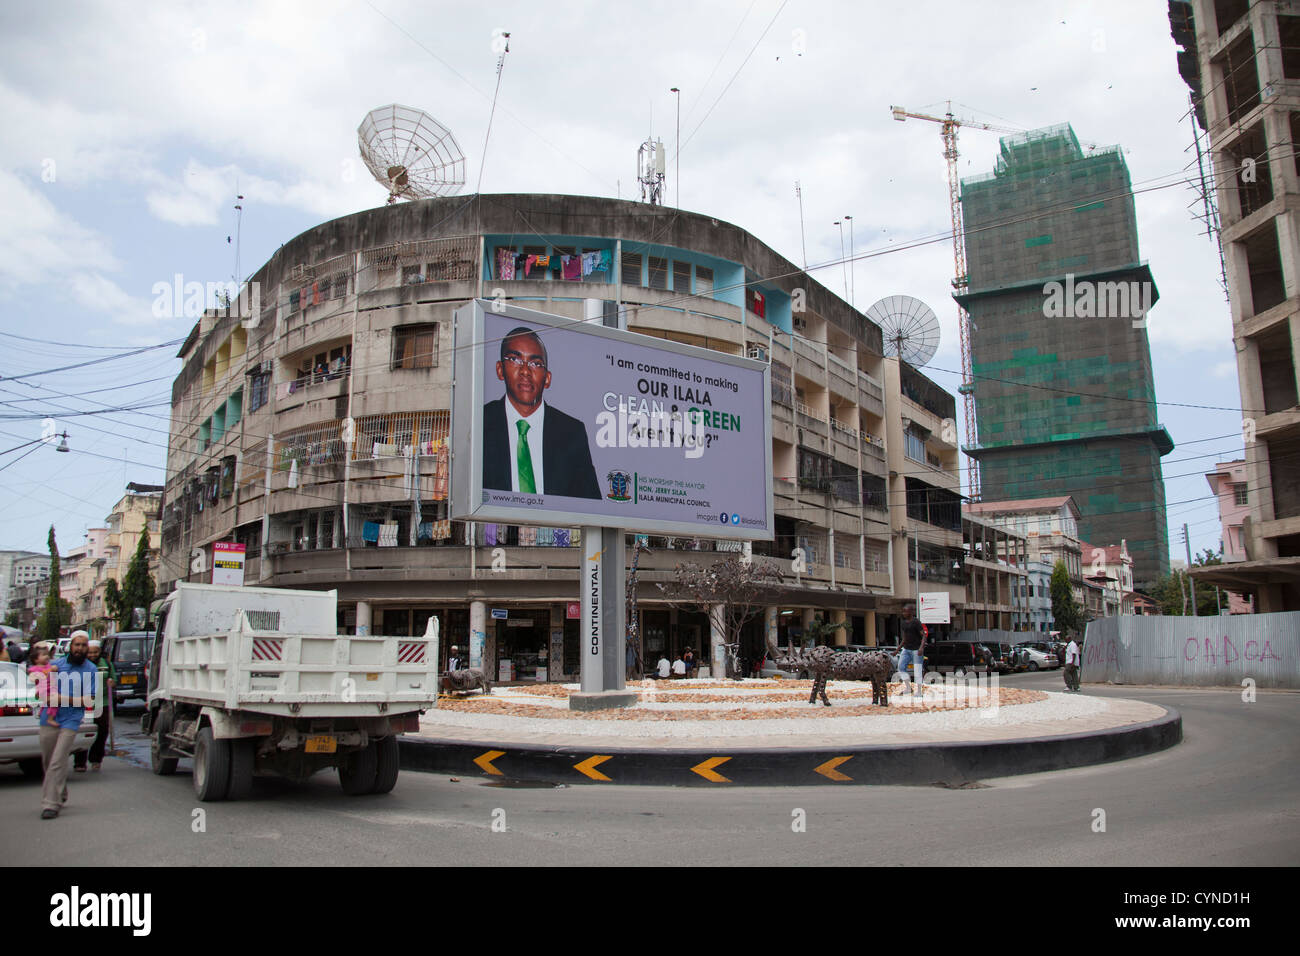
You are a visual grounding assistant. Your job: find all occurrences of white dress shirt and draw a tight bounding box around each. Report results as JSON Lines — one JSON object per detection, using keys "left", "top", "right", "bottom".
{"left": 656, "top": 657, "right": 671, "bottom": 678}
{"left": 1066, "top": 641, "right": 1080, "bottom": 666}
{"left": 503, "top": 399, "right": 546, "bottom": 493}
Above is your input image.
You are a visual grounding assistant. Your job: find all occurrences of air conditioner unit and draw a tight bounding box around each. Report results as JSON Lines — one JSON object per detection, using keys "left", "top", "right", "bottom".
{"left": 793, "top": 316, "right": 807, "bottom": 332}
{"left": 746, "top": 346, "right": 768, "bottom": 362}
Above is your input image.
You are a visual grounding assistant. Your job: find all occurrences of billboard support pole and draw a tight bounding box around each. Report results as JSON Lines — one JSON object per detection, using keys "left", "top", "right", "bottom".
{"left": 573, "top": 526, "right": 636, "bottom": 710}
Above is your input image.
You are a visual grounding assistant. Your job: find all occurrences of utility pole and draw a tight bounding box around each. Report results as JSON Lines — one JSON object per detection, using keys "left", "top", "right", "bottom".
{"left": 1183, "top": 524, "right": 1198, "bottom": 615}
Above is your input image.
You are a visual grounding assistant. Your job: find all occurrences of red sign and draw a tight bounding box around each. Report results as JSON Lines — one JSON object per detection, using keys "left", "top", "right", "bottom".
{"left": 566, "top": 602, "right": 580, "bottom": 620}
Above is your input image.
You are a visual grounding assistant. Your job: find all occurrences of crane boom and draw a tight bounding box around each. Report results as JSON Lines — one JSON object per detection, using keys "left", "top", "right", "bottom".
{"left": 889, "top": 102, "right": 1009, "bottom": 501}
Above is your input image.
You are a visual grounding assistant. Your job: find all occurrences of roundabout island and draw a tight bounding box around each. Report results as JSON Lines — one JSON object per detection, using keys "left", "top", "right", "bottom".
{"left": 400, "top": 678, "right": 1182, "bottom": 787}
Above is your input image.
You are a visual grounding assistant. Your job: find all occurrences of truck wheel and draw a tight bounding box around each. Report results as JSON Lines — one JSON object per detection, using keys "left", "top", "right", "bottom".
{"left": 151, "top": 710, "right": 179, "bottom": 776}
{"left": 371, "top": 736, "right": 400, "bottom": 794}
{"left": 226, "top": 739, "right": 255, "bottom": 801}
{"left": 18, "top": 757, "right": 43, "bottom": 780}
{"left": 339, "top": 742, "right": 379, "bottom": 796}
{"left": 193, "top": 726, "right": 231, "bottom": 801}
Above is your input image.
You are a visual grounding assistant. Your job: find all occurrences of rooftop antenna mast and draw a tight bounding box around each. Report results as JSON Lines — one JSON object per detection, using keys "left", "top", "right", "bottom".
{"left": 638, "top": 137, "right": 665, "bottom": 205}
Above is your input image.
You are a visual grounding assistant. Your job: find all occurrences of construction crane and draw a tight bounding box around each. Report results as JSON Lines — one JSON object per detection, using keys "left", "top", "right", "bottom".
{"left": 889, "top": 103, "right": 1025, "bottom": 502}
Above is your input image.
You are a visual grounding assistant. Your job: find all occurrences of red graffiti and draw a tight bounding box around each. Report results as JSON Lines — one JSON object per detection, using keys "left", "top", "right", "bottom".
{"left": 1183, "top": 636, "right": 1282, "bottom": 664}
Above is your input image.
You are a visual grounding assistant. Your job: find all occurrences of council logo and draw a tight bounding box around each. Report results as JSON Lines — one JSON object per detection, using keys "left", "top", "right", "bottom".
{"left": 605, "top": 470, "right": 632, "bottom": 502}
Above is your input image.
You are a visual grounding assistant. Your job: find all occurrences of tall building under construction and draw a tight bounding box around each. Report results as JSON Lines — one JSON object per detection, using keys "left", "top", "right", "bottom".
{"left": 955, "top": 125, "right": 1172, "bottom": 589}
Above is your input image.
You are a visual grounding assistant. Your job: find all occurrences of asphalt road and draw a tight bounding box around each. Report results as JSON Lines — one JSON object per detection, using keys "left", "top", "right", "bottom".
{"left": 3, "top": 673, "right": 1297, "bottom": 866}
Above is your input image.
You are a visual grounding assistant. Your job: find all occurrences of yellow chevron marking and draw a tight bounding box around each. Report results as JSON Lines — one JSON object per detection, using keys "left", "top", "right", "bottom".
{"left": 573, "top": 755, "right": 614, "bottom": 781}
{"left": 473, "top": 749, "right": 506, "bottom": 776}
{"left": 813, "top": 756, "right": 853, "bottom": 781}
{"left": 691, "top": 756, "right": 732, "bottom": 783}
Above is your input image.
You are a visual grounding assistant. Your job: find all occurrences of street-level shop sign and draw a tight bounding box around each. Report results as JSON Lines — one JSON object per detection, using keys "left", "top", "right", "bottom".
{"left": 491, "top": 608, "right": 508, "bottom": 620}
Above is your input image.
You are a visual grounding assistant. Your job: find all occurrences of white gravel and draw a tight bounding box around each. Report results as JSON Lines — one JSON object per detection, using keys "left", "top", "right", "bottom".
{"left": 422, "top": 686, "right": 1114, "bottom": 740}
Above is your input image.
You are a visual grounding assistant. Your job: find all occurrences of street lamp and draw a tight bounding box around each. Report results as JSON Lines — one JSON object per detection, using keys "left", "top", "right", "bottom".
{"left": 669, "top": 87, "right": 680, "bottom": 208}
{"left": 844, "top": 214, "right": 854, "bottom": 309}
{"left": 833, "top": 220, "right": 847, "bottom": 300}
{"left": 56, "top": 432, "right": 70, "bottom": 453}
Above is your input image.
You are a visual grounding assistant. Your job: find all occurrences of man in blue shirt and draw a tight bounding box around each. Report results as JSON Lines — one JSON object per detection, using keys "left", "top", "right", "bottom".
{"left": 39, "top": 630, "right": 97, "bottom": 820}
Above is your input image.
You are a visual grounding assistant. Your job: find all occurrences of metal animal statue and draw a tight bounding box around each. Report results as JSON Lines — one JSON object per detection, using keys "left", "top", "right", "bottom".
{"left": 775, "top": 645, "right": 892, "bottom": 707}
{"left": 445, "top": 667, "right": 492, "bottom": 695}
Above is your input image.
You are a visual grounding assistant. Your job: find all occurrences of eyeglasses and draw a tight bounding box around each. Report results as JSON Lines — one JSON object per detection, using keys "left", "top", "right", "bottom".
{"left": 502, "top": 355, "right": 546, "bottom": 370}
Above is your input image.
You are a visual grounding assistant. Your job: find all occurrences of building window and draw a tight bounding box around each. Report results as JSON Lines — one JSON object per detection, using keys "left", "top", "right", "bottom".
{"left": 672, "top": 260, "right": 691, "bottom": 293}
{"left": 1234, "top": 484, "right": 1248, "bottom": 506}
{"left": 904, "top": 427, "right": 926, "bottom": 464}
{"left": 695, "top": 266, "right": 714, "bottom": 296}
{"left": 621, "top": 253, "right": 642, "bottom": 286}
{"left": 393, "top": 324, "right": 439, "bottom": 369}
{"left": 249, "top": 369, "right": 271, "bottom": 412}
{"left": 648, "top": 257, "right": 668, "bottom": 290}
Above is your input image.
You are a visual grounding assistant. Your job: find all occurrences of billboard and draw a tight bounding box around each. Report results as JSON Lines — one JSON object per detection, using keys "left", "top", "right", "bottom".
{"left": 211, "top": 541, "right": 246, "bottom": 586}
{"left": 451, "top": 299, "right": 774, "bottom": 538}
{"left": 919, "top": 591, "right": 950, "bottom": 624}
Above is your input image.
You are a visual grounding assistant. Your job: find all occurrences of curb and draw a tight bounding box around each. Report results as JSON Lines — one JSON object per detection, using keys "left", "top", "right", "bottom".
{"left": 398, "top": 705, "right": 1183, "bottom": 787}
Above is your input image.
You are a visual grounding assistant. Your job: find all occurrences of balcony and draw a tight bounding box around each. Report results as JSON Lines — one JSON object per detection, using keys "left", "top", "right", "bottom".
{"left": 827, "top": 353, "right": 857, "bottom": 400}
{"left": 795, "top": 402, "right": 828, "bottom": 437}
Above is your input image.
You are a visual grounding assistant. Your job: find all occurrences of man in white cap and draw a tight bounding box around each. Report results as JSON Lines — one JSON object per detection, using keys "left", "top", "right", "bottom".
{"left": 39, "top": 630, "right": 97, "bottom": 819}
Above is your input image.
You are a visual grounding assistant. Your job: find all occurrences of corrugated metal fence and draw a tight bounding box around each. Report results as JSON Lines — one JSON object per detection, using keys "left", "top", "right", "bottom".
{"left": 1082, "top": 613, "right": 1300, "bottom": 688}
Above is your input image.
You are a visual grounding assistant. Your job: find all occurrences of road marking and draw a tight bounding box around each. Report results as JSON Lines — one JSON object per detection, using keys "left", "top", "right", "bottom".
{"left": 691, "top": 756, "right": 732, "bottom": 783}
{"left": 573, "top": 755, "right": 613, "bottom": 781}
{"left": 813, "top": 756, "right": 853, "bottom": 781}
{"left": 473, "top": 750, "right": 506, "bottom": 775}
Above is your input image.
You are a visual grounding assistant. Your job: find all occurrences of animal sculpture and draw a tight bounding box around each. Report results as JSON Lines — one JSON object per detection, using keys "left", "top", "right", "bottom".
{"left": 445, "top": 667, "right": 492, "bottom": 696}
{"left": 777, "top": 645, "right": 892, "bottom": 707}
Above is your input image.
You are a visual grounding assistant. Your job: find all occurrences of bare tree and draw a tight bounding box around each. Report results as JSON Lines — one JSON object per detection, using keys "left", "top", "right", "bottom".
{"left": 657, "top": 554, "right": 785, "bottom": 679}
{"left": 626, "top": 539, "right": 651, "bottom": 679}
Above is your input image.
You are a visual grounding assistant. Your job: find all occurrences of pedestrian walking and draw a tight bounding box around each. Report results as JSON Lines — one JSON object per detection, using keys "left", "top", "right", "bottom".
{"left": 1064, "top": 635, "right": 1082, "bottom": 692}
{"left": 74, "top": 640, "right": 114, "bottom": 772}
{"left": 38, "top": 631, "right": 97, "bottom": 820}
{"left": 898, "top": 604, "right": 926, "bottom": 698}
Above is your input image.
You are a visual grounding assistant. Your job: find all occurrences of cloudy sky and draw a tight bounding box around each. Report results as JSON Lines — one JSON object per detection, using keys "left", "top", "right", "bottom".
{"left": 0, "top": 0, "right": 1242, "bottom": 571}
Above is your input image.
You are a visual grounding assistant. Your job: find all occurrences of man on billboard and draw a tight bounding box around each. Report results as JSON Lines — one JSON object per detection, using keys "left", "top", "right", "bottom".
{"left": 482, "top": 326, "right": 601, "bottom": 499}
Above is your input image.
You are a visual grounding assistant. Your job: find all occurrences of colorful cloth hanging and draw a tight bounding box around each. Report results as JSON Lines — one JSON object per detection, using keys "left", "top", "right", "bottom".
{"left": 485, "top": 523, "right": 497, "bottom": 546}
{"left": 561, "top": 255, "right": 581, "bottom": 280}
{"left": 552, "top": 528, "right": 571, "bottom": 548}
{"left": 362, "top": 521, "right": 380, "bottom": 543}
{"left": 496, "top": 248, "right": 516, "bottom": 280}
{"left": 524, "top": 254, "right": 537, "bottom": 277}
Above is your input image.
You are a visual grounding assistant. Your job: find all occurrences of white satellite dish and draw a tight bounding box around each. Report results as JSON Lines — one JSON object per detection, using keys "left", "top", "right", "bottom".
{"left": 358, "top": 104, "right": 466, "bottom": 203}
{"left": 866, "top": 295, "right": 941, "bottom": 368}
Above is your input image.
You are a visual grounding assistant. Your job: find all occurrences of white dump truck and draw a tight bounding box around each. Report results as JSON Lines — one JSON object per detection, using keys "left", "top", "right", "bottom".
{"left": 142, "top": 583, "right": 439, "bottom": 801}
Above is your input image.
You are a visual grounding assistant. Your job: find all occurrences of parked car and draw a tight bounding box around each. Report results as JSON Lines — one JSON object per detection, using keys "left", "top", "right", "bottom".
{"left": 980, "top": 642, "right": 1016, "bottom": 674}
{"left": 759, "top": 650, "right": 806, "bottom": 679}
{"left": 0, "top": 661, "right": 97, "bottom": 779}
{"left": 1016, "top": 645, "right": 1060, "bottom": 671}
{"left": 923, "top": 641, "right": 994, "bottom": 674}
{"left": 102, "top": 631, "right": 151, "bottom": 709}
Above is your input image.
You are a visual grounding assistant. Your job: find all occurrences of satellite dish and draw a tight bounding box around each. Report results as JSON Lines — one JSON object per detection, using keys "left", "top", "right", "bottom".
{"left": 866, "top": 295, "right": 941, "bottom": 367}
{"left": 358, "top": 104, "right": 466, "bottom": 203}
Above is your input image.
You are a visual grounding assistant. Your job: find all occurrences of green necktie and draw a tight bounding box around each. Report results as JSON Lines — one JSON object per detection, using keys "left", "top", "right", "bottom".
{"left": 516, "top": 420, "right": 536, "bottom": 493}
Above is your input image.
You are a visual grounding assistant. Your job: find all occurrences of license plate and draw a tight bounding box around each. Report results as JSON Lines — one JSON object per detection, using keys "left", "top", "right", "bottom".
{"left": 304, "top": 735, "right": 336, "bottom": 754}
{"left": 119, "top": 675, "right": 138, "bottom": 685}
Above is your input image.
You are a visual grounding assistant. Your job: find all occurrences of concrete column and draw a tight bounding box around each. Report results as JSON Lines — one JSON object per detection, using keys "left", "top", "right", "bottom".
{"left": 765, "top": 606, "right": 778, "bottom": 655}
{"left": 469, "top": 600, "right": 486, "bottom": 671}
{"left": 831, "top": 608, "right": 848, "bottom": 646}
{"left": 356, "top": 601, "right": 371, "bottom": 637}
{"left": 864, "top": 611, "right": 877, "bottom": 646}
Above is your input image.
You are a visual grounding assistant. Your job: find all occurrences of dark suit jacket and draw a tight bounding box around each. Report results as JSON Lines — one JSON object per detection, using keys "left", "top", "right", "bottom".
{"left": 482, "top": 398, "right": 601, "bottom": 499}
